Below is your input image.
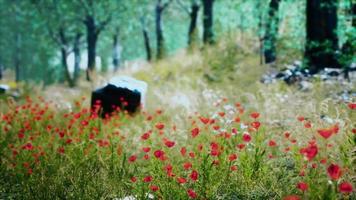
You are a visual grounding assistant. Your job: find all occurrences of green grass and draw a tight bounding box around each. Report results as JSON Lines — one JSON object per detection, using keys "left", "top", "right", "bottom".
{"left": 0, "top": 36, "right": 355, "bottom": 199}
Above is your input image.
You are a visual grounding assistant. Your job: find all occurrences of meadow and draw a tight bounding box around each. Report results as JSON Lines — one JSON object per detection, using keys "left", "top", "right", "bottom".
{"left": 1, "top": 40, "right": 355, "bottom": 200}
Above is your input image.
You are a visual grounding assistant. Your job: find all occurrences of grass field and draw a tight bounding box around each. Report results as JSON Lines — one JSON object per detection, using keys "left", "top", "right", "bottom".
{"left": 0, "top": 40, "right": 355, "bottom": 199}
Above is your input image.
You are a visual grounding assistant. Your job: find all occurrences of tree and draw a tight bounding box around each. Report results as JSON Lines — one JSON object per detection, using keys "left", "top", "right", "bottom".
{"left": 75, "top": 0, "right": 115, "bottom": 81}
{"left": 177, "top": 0, "right": 201, "bottom": 48}
{"left": 341, "top": 2, "right": 355, "bottom": 79}
{"left": 202, "top": 0, "right": 214, "bottom": 44}
{"left": 155, "top": 0, "right": 173, "bottom": 59}
{"left": 305, "top": 0, "right": 340, "bottom": 73}
{"left": 33, "top": 0, "right": 79, "bottom": 87}
{"left": 140, "top": 17, "right": 153, "bottom": 61}
{"left": 264, "top": 0, "right": 281, "bottom": 64}
{"left": 112, "top": 27, "right": 122, "bottom": 71}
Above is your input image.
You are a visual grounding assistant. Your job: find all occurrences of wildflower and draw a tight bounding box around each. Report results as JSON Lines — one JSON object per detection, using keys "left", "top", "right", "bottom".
{"left": 186, "top": 189, "right": 197, "bottom": 199}
{"left": 230, "top": 165, "right": 238, "bottom": 171}
{"left": 191, "top": 127, "right": 200, "bottom": 138}
{"left": 283, "top": 195, "right": 301, "bottom": 200}
{"left": 141, "top": 132, "right": 150, "bottom": 140}
{"left": 339, "top": 182, "right": 353, "bottom": 193}
{"left": 180, "top": 147, "right": 187, "bottom": 156}
{"left": 297, "top": 182, "right": 308, "bottom": 192}
{"left": 348, "top": 102, "right": 356, "bottom": 110}
{"left": 300, "top": 143, "right": 318, "bottom": 161}
{"left": 154, "top": 150, "right": 165, "bottom": 159}
{"left": 251, "top": 121, "right": 261, "bottom": 129}
{"left": 228, "top": 153, "right": 238, "bottom": 161}
{"left": 177, "top": 177, "right": 187, "bottom": 184}
{"left": 327, "top": 164, "right": 342, "bottom": 180}
{"left": 22, "top": 143, "right": 34, "bottom": 150}
{"left": 218, "top": 112, "right": 225, "bottom": 117}
{"left": 317, "top": 128, "right": 333, "bottom": 139}
{"left": 242, "top": 133, "right": 251, "bottom": 142}
{"left": 128, "top": 155, "right": 137, "bottom": 163}
{"left": 268, "top": 140, "right": 277, "bottom": 147}
{"left": 143, "top": 176, "right": 153, "bottom": 183}
{"left": 250, "top": 112, "right": 260, "bottom": 119}
{"left": 190, "top": 170, "right": 198, "bottom": 181}
{"left": 297, "top": 116, "right": 305, "bottom": 122}
{"left": 150, "top": 185, "right": 159, "bottom": 192}
{"left": 199, "top": 117, "right": 210, "bottom": 124}
{"left": 142, "top": 147, "right": 151, "bottom": 153}
{"left": 155, "top": 123, "right": 165, "bottom": 130}
{"left": 57, "top": 147, "right": 65, "bottom": 154}
{"left": 304, "top": 122, "right": 312, "bottom": 128}
{"left": 237, "top": 143, "right": 245, "bottom": 150}
{"left": 131, "top": 177, "right": 137, "bottom": 183}
{"left": 164, "top": 140, "right": 175, "bottom": 148}
{"left": 183, "top": 162, "right": 192, "bottom": 170}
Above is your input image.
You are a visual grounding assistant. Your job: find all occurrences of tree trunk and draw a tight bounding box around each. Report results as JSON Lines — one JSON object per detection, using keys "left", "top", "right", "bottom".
{"left": 143, "top": 27, "right": 152, "bottom": 61}
{"left": 15, "top": 33, "right": 21, "bottom": 82}
{"left": 112, "top": 29, "right": 121, "bottom": 71}
{"left": 305, "top": 0, "right": 339, "bottom": 74}
{"left": 264, "top": 0, "right": 281, "bottom": 64}
{"left": 59, "top": 28, "right": 75, "bottom": 87}
{"left": 202, "top": 0, "right": 214, "bottom": 44}
{"left": 156, "top": 2, "right": 165, "bottom": 59}
{"left": 85, "top": 15, "right": 98, "bottom": 81}
{"left": 188, "top": 2, "right": 200, "bottom": 47}
{"left": 61, "top": 47, "right": 74, "bottom": 87}
{"left": 73, "top": 32, "right": 81, "bottom": 84}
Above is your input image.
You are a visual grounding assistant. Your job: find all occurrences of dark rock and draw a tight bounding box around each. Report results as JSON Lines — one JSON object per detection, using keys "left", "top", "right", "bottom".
{"left": 0, "top": 84, "right": 9, "bottom": 94}
{"left": 91, "top": 76, "right": 147, "bottom": 117}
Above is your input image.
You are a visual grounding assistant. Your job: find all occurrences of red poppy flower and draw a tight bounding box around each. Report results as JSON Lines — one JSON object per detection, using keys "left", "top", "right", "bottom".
{"left": 304, "top": 122, "right": 312, "bottom": 128}
{"left": 164, "top": 140, "right": 175, "bottom": 148}
{"left": 230, "top": 165, "right": 238, "bottom": 171}
{"left": 339, "top": 182, "right": 353, "bottom": 193}
{"left": 218, "top": 112, "right": 225, "bottom": 117}
{"left": 57, "top": 147, "right": 65, "bottom": 154}
{"left": 177, "top": 177, "right": 187, "bottom": 184}
{"left": 18, "top": 133, "right": 25, "bottom": 139}
{"left": 250, "top": 112, "right": 260, "bottom": 119}
{"left": 141, "top": 132, "right": 150, "bottom": 140}
{"left": 251, "top": 121, "right": 261, "bottom": 129}
{"left": 297, "top": 182, "right": 308, "bottom": 192}
{"left": 155, "top": 123, "right": 165, "bottom": 130}
{"left": 199, "top": 117, "right": 210, "bottom": 124}
{"left": 154, "top": 150, "right": 165, "bottom": 159}
{"left": 300, "top": 144, "right": 318, "bottom": 161}
{"left": 234, "top": 117, "right": 241, "bottom": 123}
{"left": 131, "top": 177, "right": 137, "bottom": 183}
{"left": 183, "top": 162, "right": 192, "bottom": 170}
{"left": 187, "top": 189, "right": 197, "bottom": 199}
{"left": 327, "top": 164, "right": 342, "bottom": 180}
{"left": 297, "top": 116, "right": 305, "bottom": 122}
{"left": 180, "top": 147, "right": 187, "bottom": 156}
{"left": 237, "top": 143, "right": 245, "bottom": 150}
{"left": 228, "top": 153, "right": 238, "bottom": 161}
{"left": 268, "top": 140, "right": 277, "bottom": 147}
{"left": 22, "top": 143, "right": 34, "bottom": 150}
{"left": 283, "top": 195, "right": 301, "bottom": 200}
{"left": 191, "top": 127, "right": 200, "bottom": 138}
{"left": 317, "top": 128, "right": 333, "bottom": 139}
{"left": 242, "top": 133, "right": 251, "bottom": 142}
{"left": 143, "top": 176, "right": 153, "bottom": 182}
{"left": 128, "top": 155, "right": 137, "bottom": 163}
{"left": 189, "top": 152, "right": 195, "bottom": 158}
{"left": 142, "top": 147, "right": 151, "bottom": 153}
{"left": 150, "top": 185, "right": 159, "bottom": 192}
{"left": 190, "top": 170, "right": 198, "bottom": 181}
{"left": 348, "top": 102, "right": 356, "bottom": 110}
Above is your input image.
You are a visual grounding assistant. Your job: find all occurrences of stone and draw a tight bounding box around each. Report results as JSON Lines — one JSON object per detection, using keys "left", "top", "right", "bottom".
{"left": 91, "top": 76, "right": 147, "bottom": 117}
{"left": 0, "top": 84, "right": 9, "bottom": 94}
